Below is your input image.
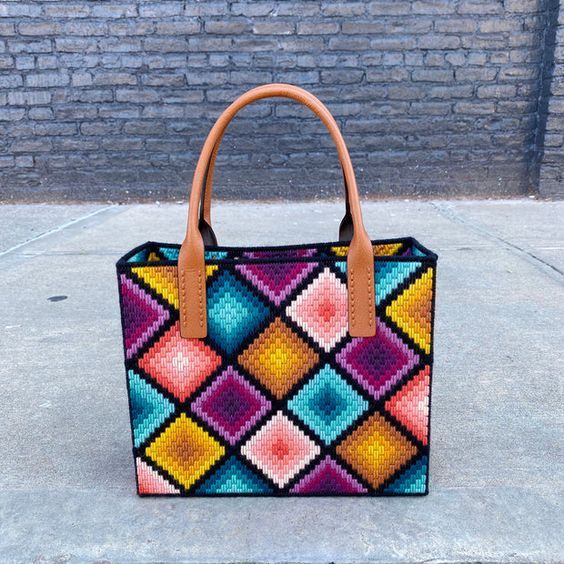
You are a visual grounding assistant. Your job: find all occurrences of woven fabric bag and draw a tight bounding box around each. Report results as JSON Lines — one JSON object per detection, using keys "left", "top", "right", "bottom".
{"left": 117, "top": 84, "right": 438, "bottom": 496}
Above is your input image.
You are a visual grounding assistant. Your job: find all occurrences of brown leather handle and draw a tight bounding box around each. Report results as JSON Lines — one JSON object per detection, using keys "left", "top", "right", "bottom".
{"left": 179, "top": 84, "right": 376, "bottom": 339}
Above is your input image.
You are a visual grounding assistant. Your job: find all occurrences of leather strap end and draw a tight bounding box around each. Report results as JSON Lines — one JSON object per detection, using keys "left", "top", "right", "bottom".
{"left": 179, "top": 266, "right": 207, "bottom": 338}
{"left": 347, "top": 238, "right": 376, "bottom": 338}
{"left": 178, "top": 236, "right": 208, "bottom": 339}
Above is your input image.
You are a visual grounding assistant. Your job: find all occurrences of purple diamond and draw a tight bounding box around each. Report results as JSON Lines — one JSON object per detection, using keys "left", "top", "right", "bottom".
{"left": 236, "top": 249, "right": 316, "bottom": 306}
{"left": 337, "top": 319, "right": 419, "bottom": 400}
{"left": 290, "top": 456, "right": 367, "bottom": 494}
{"left": 120, "top": 274, "right": 170, "bottom": 359}
{"left": 191, "top": 367, "right": 271, "bottom": 444}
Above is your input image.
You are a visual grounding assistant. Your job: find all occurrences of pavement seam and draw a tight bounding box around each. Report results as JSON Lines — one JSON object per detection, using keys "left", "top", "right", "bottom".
{"left": 431, "top": 201, "right": 564, "bottom": 281}
{"left": 0, "top": 205, "right": 118, "bottom": 259}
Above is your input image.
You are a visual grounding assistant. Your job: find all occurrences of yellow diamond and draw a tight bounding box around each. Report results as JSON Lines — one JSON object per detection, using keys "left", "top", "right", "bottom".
{"left": 238, "top": 318, "right": 319, "bottom": 399}
{"left": 374, "top": 243, "right": 403, "bottom": 256}
{"left": 132, "top": 265, "right": 179, "bottom": 309}
{"left": 336, "top": 412, "right": 418, "bottom": 489}
{"left": 145, "top": 413, "right": 225, "bottom": 490}
{"left": 386, "top": 267, "right": 434, "bottom": 354}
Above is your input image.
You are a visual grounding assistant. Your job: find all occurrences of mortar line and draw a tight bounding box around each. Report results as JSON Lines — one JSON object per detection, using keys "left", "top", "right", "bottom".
{"left": 430, "top": 201, "right": 563, "bottom": 279}
{"left": 0, "top": 205, "right": 117, "bottom": 258}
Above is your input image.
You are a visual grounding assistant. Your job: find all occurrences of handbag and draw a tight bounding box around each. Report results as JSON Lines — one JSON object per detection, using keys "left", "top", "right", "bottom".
{"left": 116, "top": 84, "right": 438, "bottom": 496}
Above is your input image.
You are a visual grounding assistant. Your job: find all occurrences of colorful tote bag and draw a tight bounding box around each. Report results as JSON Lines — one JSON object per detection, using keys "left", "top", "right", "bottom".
{"left": 116, "top": 84, "right": 438, "bottom": 497}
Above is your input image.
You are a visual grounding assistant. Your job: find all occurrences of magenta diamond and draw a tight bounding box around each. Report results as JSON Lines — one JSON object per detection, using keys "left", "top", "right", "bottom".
{"left": 191, "top": 366, "right": 271, "bottom": 445}
{"left": 236, "top": 249, "right": 316, "bottom": 305}
{"left": 336, "top": 319, "right": 419, "bottom": 400}
{"left": 120, "top": 274, "right": 170, "bottom": 359}
{"left": 290, "top": 456, "right": 367, "bottom": 494}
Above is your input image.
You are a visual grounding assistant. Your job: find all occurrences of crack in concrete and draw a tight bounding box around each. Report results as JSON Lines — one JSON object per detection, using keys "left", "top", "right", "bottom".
{"left": 0, "top": 205, "right": 119, "bottom": 260}
{"left": 431, "top": 202, "right": 563, "bottom": 281}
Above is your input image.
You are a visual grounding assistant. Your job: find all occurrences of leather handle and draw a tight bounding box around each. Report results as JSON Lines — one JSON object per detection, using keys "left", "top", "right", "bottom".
{"left": 199, "top": 138, "right": 354, "bottom": 245}
{"left": 178, "top": 84, "right": 376, "bottom": 339}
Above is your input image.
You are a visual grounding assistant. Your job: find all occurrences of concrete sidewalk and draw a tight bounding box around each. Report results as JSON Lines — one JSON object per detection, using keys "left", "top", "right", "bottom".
{"left": 0, "top": 199, "right": 562, "bottom": 562}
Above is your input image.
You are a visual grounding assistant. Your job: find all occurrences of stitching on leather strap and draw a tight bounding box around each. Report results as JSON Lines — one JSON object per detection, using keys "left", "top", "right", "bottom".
{"left": 198, "top": 270, "right": 204, "bottom": 327}
{"left": 349, "top": 270, "right": 355, "bottom": 326}
{"left": 367, "top": 265, "right": 374, "bottom": 327}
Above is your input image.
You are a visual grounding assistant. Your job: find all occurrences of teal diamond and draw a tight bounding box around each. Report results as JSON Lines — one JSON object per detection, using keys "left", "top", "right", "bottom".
{"left": 375, "top": 261, "right": 420, "bottom": 305}
{"left": 159, "top": 247, "right": 179, "bottom": 261}
{"left": 384, "top": 455, "right": 428, "bottom": 494}
{"left": 335, "top": 260, "right": 347, "bottom": 274}
{"left": 205, "top": 250, "right": 229, "bottom": 260}
{"left": 197, "top": 456, "right": 272, "bottom": 494}
{"left": 287, "top": 364, "right": 369, "bottom": 444}
{"left": 207, "top": 270, "right": 270, "bottom": 354}
{"left": 127, "top": 249, "right": 148, "bottom": 263}
{"left": 128, "top": 369, "right": 175, "bottom": 448}
{"left": 158, "top": 247, "right": 228, "bottom": 262}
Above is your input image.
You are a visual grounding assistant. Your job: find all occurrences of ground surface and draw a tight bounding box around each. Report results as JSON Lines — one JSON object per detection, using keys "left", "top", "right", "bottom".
{"left": 0, "top": 199, "right": 562, "bottom": 563}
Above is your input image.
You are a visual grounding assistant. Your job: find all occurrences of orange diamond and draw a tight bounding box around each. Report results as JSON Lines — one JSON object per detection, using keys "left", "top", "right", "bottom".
{"left": 336, "top": 412, "right": 418, "bottom": 489}
{"left": 238, "top": 318, "right": 319, "bottom": 399}
{"left": 145, "top": 413, "right": 225, "bottom": 490}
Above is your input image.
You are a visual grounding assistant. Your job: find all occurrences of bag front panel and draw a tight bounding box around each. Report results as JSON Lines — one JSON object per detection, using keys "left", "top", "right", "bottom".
{"left": 117, "top": 243, "right": 435, "bottom": 496}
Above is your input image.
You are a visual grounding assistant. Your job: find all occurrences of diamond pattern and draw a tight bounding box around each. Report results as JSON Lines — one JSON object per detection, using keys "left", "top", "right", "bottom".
{"left": 120, "top": 274, "right": 170, "bottom": 359}
{"left": 128, "top": 369, "right": 175, "bottom": 447}
{"left": 196, "top": 456, "right": 272, "bottom": 494}
{"left": 239, "top": 318, "right": 319, "bottom": 399}
{"left": 290, "top": 455, "right": 368, "bottom": 494}
{"left": 375, "top": 261, "right": 420, "bottom": 305}
{"left": 241, "top": 411, "right": 321, "bottom": 488}
{"left": 132, "top": 265, "right": 179, "bottom": 309}
{"left": 287, "top": 364, "right": 368, "bottom": 444}
{"left": 118, "top": 240, "right": 435, "bottom": 496}
{"left": 191, "top": 366, "right": 271, "bottom": 445}
{"left": 138, "top": 322, "right": 222, "bottom": 401}
{"left": 336, "top": 318, "right": 419, "bottom": 401}
{"left": 236, "top": 250, "right": 316, "bottom": 306}
{"left": 385, "top": 365, "right": 430, "bottom": 445}
{"left": 386, "top": 267, "right": 433, "bottom": 354}
{"left": 336, "top": 412, "right": 418, "bottom": 489}
{"left": 286, "top": 267, "right": 349, "bottom": 351}
{"left": 145, "top": 413, "right": 225, "bottom": 490}
{"left": 384, "top": 455, "right": 428, "bottom": 494}
{"left": 207, "top": 270, "right": 271, "bottom": 355}
{"left": 136, "top": 458, "right": 180, "bottom": 495}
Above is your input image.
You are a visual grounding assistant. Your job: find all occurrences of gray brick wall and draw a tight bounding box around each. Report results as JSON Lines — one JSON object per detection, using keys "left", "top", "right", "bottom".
{"left": 539, "top": 3, "right": 564, "bottom": 196}
{"left": 0, "top": 0, "right": 561, "bottom": 201}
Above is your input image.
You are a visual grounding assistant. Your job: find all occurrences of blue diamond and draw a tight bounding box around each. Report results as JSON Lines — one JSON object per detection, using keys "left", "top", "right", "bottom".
{"left": 207, "top": 270, "right": 270, "bottom": 355}
{"left": 287, "top": 364, "right": 368, "bottom": 444}
{"left": 197, "top": 456, "right": 272, "bottom": 494}
{"left": 375, "top": 261, "right": 420, "bottom": 305}
{"left": 384, "top": 455, "right": 428, "bottom": 494}
{"left": 128, "top": 369, "right": 175, "bottom": 447}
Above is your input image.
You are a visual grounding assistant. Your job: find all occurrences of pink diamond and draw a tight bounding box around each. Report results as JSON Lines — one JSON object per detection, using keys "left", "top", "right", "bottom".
{"left": 136, "top": 457, "right": 179, "bottom": 495}
{"left": 241, "top": 412, "right": 321, "bottom": 488}
{"left": 138, "top": 322, "right": 222, "bottom": 401}
{"left": 286, "top": 268, "right": 349, "bottom": 351}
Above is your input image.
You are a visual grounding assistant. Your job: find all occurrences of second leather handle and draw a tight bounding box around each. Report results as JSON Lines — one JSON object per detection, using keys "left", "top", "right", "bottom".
{"left": 178, "top": 83, "right": 376, "bottom": 339}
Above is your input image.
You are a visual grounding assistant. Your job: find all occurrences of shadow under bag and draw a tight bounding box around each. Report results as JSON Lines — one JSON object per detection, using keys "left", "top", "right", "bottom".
{"left": 116, "top": 84, "right": 438, "bottom": 496}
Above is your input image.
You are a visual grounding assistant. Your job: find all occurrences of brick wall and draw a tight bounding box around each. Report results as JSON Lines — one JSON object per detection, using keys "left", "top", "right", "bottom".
{"left": 0, "top": 0, "right": 561, "bottom": 201}
{"left": 539, "top": 3, "right": 564, "bottom": 196}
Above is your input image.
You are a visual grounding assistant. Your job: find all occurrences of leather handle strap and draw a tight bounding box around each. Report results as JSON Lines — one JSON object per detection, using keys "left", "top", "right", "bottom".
{"left": 199, "top": 137, "right": 354, "bottom": 244}
{"left": 179, "top": 84, "right": 376, "bottom": 339}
